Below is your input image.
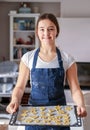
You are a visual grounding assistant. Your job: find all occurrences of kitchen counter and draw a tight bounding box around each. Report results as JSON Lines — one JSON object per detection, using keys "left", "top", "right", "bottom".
{"left": 0, "top": 119, "right": 84, "bottom": 130}
{"left": 0, "top": 124, "right": 83, "bottom": 130}
{"left": 9, "top": 125, "right": 18, "bottom": 130}
{"left": 0, "top": 119, "right": 18, "bottom": 130}
{"left": 7, "top": 125, "right": 84, "bottom": 130}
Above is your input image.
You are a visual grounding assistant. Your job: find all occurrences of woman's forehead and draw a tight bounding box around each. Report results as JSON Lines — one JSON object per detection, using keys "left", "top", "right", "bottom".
{"left": 38, "top": 19, "right": 56, "bottom": 28}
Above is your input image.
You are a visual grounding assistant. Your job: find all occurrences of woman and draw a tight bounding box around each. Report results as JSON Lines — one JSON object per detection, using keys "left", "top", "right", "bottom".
{"left": 6, "top": 13, "right": 87, "bottom": 130}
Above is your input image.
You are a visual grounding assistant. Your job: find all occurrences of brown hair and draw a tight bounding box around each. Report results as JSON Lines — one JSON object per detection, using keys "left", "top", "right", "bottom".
{"left": 36, "top": 13, "right": 60, "bottom": 37}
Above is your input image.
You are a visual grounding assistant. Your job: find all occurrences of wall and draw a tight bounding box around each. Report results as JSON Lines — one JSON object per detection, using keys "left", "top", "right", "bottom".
{"left": 61, "top": 0, "right": 90, "bottom": 17}
{"left": 56, "top": 18, "right": 90, "bottom": 62}
{"left": 0, "top": 2, "right": 19, "bottom": 61}
{"left": 59, "top": 0, "right": 90, "bottom": 62}
{"left": 0, "top": 1, "right": 90, "bottom": 61}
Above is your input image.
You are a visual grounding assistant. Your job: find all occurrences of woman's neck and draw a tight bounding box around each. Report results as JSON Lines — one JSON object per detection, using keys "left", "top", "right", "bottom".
{"left": 39, "top": 45, "right": 57, "bottom": 62}
{"left": 40, "top": 44, "right": 56, "bottom": 53}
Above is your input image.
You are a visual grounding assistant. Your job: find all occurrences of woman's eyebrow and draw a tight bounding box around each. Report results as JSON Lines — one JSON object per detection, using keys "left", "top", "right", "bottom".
{"left": 39, "top": 26, "right": 55, "bottom": 28}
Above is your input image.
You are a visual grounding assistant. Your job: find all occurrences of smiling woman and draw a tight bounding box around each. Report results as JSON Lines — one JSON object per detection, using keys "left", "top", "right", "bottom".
{"left": 6, "top": 13, "right": 87, "bottom": 130}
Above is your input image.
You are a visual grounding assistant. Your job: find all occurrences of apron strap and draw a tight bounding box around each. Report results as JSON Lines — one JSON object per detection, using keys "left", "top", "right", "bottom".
{"left": 56, "top": 47, "right": 64, "bottom": 68}
{"left": 32, "top": 48, "right": 40, "bottom": 68}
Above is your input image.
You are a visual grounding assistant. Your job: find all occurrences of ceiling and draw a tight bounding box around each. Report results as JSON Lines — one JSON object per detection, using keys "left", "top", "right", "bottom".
{"left": 0, "top": 0, "right": 61, "bottom": 2}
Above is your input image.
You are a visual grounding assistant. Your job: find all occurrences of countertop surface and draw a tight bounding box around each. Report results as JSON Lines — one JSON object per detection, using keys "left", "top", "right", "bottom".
{"left": 2, "top": 125, "right": 84, "bottom": 130}
{"left": 0, "top": 119, "right": 84, "bottom": 130}
{"left": 0, "top": 124, "right": 84, "bottom": 130}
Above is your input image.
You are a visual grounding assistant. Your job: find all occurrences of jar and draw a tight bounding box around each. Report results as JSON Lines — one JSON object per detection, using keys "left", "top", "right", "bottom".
{"left": 18, "top": 20, "right": 25, "bottom": 30}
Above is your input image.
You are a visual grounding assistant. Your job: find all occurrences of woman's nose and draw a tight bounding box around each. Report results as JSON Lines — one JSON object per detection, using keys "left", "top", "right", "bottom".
{"left": 44, "top": 29, "right": 50, "bottom": 36}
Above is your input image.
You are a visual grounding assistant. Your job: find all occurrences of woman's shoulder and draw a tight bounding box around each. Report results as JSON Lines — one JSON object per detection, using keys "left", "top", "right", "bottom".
{"left": 58, "top": 47, "right": 75, "bottom": 70}
{"left": 60, "top": 49, "right": 72, "bottom": 60}
{"left": 57, "top": 47, "right": 73, "bottom": 59}
{"left": 22, "top": 48, "right": 37, "bottom": 58}
{"left": 21, "top": 48, "right": 37, "bottom": 68}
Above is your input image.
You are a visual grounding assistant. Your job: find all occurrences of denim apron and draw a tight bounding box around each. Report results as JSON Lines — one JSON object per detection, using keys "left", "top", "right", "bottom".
{"left": 25, "top": 48, "right": 70, "bottom": 130}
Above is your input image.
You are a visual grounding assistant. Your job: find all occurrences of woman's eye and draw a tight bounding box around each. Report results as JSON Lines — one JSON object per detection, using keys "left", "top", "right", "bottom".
{"left": 48, "top": 28, "right": 54, "bottom": 31}
{"left": 40, "top": 28, "right": 44, "bottom": 31}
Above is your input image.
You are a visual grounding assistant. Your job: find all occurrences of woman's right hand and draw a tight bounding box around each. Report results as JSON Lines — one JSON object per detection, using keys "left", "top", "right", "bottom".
{"left": 6, "top": 100, "right": 19, "bottom": 114}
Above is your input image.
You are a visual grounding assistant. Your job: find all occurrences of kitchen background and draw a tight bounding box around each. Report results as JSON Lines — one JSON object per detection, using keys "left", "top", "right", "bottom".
{"left": 0, "top": 0, "right": 90, "bottom": 130}
{"left": 0, "top": 0, "right": 90, "bottom": 89}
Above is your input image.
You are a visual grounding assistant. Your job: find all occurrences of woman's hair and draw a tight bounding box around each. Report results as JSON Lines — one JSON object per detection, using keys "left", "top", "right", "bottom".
{"left": 36, "top": 13, "right": 60, "bottom": 37}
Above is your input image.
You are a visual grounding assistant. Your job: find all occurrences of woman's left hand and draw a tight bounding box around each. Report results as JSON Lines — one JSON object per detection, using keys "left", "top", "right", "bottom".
{"left": 77, "top": 106, "right": 87, "bottom": 117}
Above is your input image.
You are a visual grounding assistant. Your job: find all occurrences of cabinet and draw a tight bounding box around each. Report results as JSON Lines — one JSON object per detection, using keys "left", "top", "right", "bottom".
{"left": 9, "top": 13, "right": 40, "bottom": 63}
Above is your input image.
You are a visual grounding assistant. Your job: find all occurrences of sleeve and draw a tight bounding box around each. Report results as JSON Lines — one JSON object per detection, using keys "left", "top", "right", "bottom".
{"left": 61, "top": 50, "right": 76, "bottom": 71}
{"left": 21, "top": 49, "right": 36, "bottom": 69}
{"left": 21, "top": 52, "right": 30, "bottom": 68}
{"left": 67, "top": 53, "right": 75, "bottom": 69}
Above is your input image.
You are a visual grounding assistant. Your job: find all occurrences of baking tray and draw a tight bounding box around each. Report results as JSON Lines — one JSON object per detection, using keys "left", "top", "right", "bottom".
{"left": 9, "top": 105, "right": 82, "bottom": 127}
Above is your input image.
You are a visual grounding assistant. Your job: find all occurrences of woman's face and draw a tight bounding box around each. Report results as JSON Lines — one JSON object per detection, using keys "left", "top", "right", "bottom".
{"left": 37, "top": 19, "right": 57, "bottom": 45}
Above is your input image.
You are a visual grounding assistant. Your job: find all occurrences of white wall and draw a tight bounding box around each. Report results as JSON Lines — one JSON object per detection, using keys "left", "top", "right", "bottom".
{"left": 61, "top": 0, "right": 90, "bottom": 17}
{"left": 56, "top": 18, "right": 90, "bottom": 62}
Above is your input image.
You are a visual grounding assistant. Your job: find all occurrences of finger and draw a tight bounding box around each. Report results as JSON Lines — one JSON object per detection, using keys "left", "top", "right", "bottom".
{"left": 6, "top": 105, "right": 13, "bottom": 114}
{"left": 6, "top": 103, "right": 18, "bottom": 114}
{"left": 10, "top": 103, "right": 18, "bottom": 113}
{"left": 77, "top": 106, "right": 87, "bottom": 117}
{"left": 13, "top": 103, "right": 18, "bottom": 112}
{"left": 77, "top": 107, "right": 81, "bottom": 116}
{"left": 80, "top": 109, "right": 87, "bottom": 117}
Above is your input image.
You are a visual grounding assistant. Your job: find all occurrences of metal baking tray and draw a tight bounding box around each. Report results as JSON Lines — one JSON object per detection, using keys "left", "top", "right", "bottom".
{"left": 9, "top": 105, "right": 82, "bottom": 127}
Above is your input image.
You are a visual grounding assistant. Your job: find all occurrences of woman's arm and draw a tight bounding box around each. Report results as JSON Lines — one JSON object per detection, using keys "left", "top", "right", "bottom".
{"left": 6, "top": 61, "right": 29, "bottom": 113}
{"left": 66, "top": 62, "right": 87, "bottom": 117}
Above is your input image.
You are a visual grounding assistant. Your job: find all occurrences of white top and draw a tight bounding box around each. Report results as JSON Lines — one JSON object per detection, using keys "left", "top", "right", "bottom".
{"left": 21, "top": 48, "right": 75, "bottom": 72}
